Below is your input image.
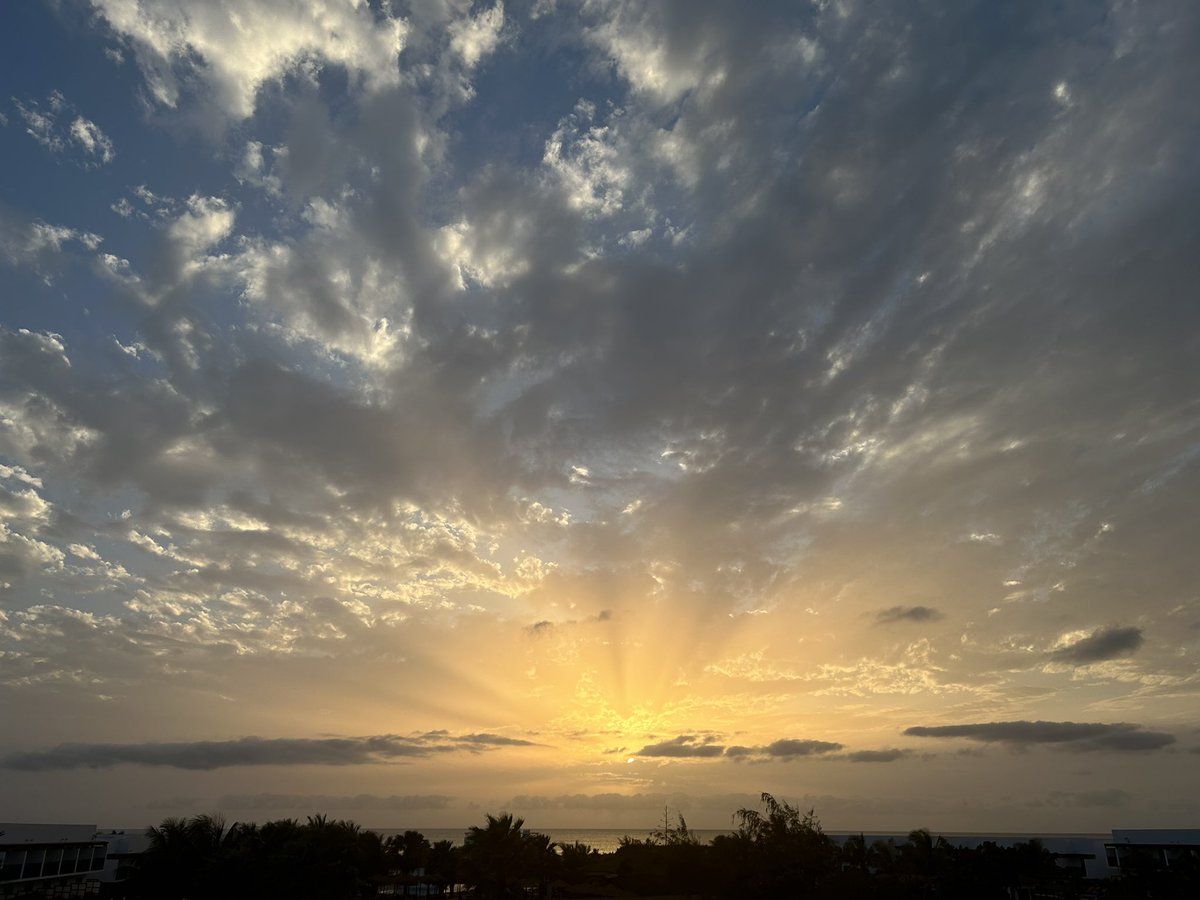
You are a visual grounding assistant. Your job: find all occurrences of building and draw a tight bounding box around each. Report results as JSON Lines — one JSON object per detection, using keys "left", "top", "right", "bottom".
{"left": 1105, "top": 828, "right": 1200, "bottom": 874}
{"left": 0, "top": 824, "right": 108, "bottom": 899}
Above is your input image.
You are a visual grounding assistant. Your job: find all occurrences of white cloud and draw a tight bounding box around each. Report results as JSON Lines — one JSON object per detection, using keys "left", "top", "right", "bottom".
{"left": 69, "top": 116, "right": 116, "bottom": 164}
{"left": 13, "top": 97, "right": 63, "bottom": 152}
{"left": 448, "top": 2, "right": 505, "bottom": 70}
{"left": 543, "top": 103, "right": 631, "bottom": 218}
{"left": 90, "top": 0, "right": 407, "bottom": 119}
{"left": 167, "top": 195, "right": 236, "bottom": 260}
{"left": 233, "top": 198, "right": 415, "bottom": 368}
{"left": 435, "top": 219, "right": 531, "bottom": 289}
{"left": 12, "top": 93, "right": 115, "bottom": 166}
{"left": 0, "top": 214, "right": 102, "bottom": 283}
{"left": 583, "top": 1, "right": 706, "bottom": 104}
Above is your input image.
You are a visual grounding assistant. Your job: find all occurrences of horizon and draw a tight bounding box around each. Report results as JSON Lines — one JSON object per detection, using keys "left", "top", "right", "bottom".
{"left": 2, "top": 1, "right": 1199, "bottom": 832}
{"left": 86, "top": 822, "right": 1116, "bottom": 841}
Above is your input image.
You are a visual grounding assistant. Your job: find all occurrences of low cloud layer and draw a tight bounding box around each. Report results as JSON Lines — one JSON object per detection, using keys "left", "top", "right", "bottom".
{"left": 904, "top": 721, "right": 1175, "bottom": 752}
{"left": 635, "top": 735, "right": 843, "bottom": 761}
{"left": 726, "top": 739, "right": 845, "bottom": 761}
{"left": 845, "top": 749, "right": 910, "bottom": 763}
{"left": 1, "top": 733, "right": 536, "bottom": 771}
{"left": 635, "top": 735, "right": 725, "bottom": 759}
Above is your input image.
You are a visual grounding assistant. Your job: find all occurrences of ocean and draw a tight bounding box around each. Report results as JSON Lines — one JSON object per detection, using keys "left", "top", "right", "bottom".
{"left": 109, "top": 823, "right": 1113, "bottom": 864}
{"left": 370, "top": 828, "right": 1112, "bottom": 858}
{"left": 372, "top": 828, "right": 732, "bottom": 854}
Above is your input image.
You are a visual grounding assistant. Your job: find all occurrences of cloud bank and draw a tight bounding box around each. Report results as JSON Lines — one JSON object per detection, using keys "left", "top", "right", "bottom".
{"left": 1, "top": 733, "right": 537, "bottom": 771}
{"left": 904, "top": 721, "right": 1175, "bottom": 752}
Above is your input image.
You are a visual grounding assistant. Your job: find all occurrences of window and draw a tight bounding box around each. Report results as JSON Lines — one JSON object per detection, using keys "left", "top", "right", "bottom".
{"left": 0, "top": 850, "right": 25, "bottom": 882}
{"left": 22, "top": 849, "right": 45, "bottom": 880}
{"left": 60, "top": 846, "right": 78, "bottom": 875}
{"left": 90, "top": 844, "right": 107, "bottom": 871}
{"left": 42, "top": 848, "right": 63, "bottom": 877}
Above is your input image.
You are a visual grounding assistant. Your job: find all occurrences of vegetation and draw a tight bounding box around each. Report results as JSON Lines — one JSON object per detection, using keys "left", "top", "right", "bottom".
{"left": 110, "top": 794, "right": 1200, "bottom": 899}
{"left": 124, "top": 814, "right": 385, "bottom": 900}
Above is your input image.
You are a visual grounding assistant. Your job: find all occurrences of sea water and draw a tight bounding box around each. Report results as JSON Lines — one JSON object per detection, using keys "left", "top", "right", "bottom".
{"left": 372, "top": 827, "right": 733, "bottom": 854}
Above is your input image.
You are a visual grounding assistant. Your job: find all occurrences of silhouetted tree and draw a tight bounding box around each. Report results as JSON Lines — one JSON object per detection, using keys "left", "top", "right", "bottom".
{"left": 559, "top": 841, "right": 601, "bottom": 885}
{"left": 124, "top": 801, "right": 1200, "bottom": 900}
{"left": 522, "top": 830, "right": 559, "bottom": 899}
{"left": 462, "top": 812, "right": 533, "bottom": 898}
{"left": 427, "top": 839, "right": 459, "bottom": 896}
{"left": 732, "top": 793, "right": 838, "bottom": 896}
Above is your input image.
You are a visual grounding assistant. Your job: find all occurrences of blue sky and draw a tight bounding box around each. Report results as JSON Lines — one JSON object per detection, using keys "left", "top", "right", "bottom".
{"left": 2, "top": 0, "right": 1199, "bottom": 830}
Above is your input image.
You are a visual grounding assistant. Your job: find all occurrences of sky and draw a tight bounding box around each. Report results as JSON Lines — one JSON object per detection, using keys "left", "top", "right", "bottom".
{"left": 1, "top": 0, "right": 1199, "bottom": 834}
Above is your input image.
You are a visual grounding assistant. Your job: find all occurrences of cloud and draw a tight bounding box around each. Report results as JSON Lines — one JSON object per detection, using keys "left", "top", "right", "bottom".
{"left": 0, "top": 733, "right": 536, "bottom": 771}
{"left": 724, "top": 739, "right": 844, "bottom": 761}
{"left": 448, "top": 2, "right": 506, "bottom": 70}
{"left": 845, "top": 748, "right": 910, "bottom": 763}
{"left": 762, "top": 739, "right": 844, "bottom": 758}
{"left": 12, "top": 92, "right": 115, "bottom": 165}
{"left": 458, "top": 733, "right": 539, "bottom": 748}
{"left": 88, "top": 0, "right": 407, "bottom": 120}
{"left": 904, "top": 721, "right": 1176, "bottom": 752}
{"left": 68, "top": 117, "right": 115, "bottom": 163}
{"left": 1050, "top": 626, "right": 1144, "bottom": 664}
{"left": 3, "top": 0, "right": 1200, "bottom": 828}
{"left": 1, "top": 210, "right": 101, "bottom": 275}
{"left": 875, "top": 606, "right": 943, "bottom": 625}
{"left": 635, "top": 735, "right": 725, "bottom": 758}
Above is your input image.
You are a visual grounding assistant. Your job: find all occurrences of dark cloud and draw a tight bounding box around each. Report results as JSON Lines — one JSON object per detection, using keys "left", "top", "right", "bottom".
{"left": 0, "top": 733, "right": 536, "bottom": 771}
{"left": 635, "top": 734, "right": 843, "bottom": 762}
{"left": 635, "top": 735, "right": 725, "bottom": 758}
{"left": 904, "top": 721, "right": 1176, "bottom": 752}
{"left": 458, "top": 733, "right": 538, "bottom": 748}
{"left": 1050, "top": 626, "right": 1144, "bottom": 664}
{"left": 725, "top": 739, "right": 843, "bottom": 761}
{"left": 875, "top": 606, "right": 943, "bottom": 625}
{"left": 763, "top": 739, "right": 844, "bottom": 758}
{"left": 846, "top": 749, "right": 910, "bottom": 763}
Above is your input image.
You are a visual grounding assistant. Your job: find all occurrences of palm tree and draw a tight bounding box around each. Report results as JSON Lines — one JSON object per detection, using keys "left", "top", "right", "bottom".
{"left": 136, "top": 814, "right": 239, "bottom": 899}
{"left": 383, "top": 830, "right": 433, "bottom": 897}
{"left": 427, "top": 839, "right": 459, "bottom": 897}
{"left": 138, "top": 817, "right": 196, "bottom": 898}
{"left": 559, "top": 841, "right": 600, "bottom": 885}
{"left": 462, "top": 813, "right": 528, "bottom": 898}
{"left": 522, "top": 830, "right": 559, "bottom": 900}
{"left": 300, "top": 815, "right": 384, "bottom": 899}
